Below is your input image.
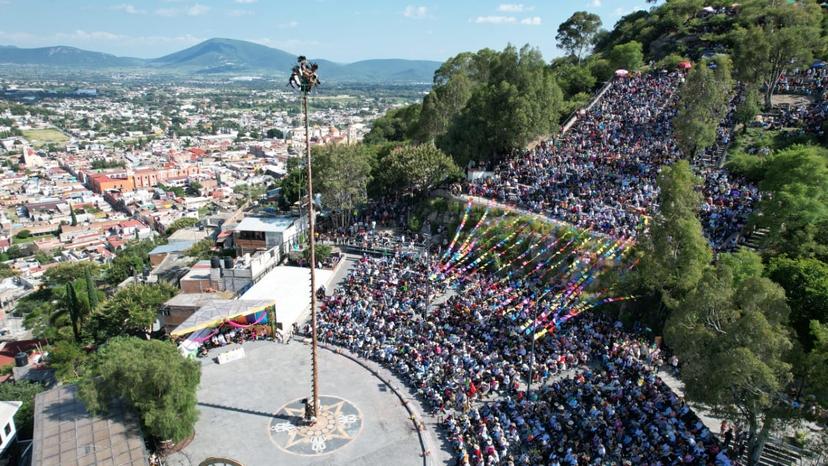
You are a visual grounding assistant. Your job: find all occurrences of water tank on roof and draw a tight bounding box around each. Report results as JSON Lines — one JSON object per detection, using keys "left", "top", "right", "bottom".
{"left": 210, "top": 256, "right": 221, "bottom": 269}
{"left": 14, "top": 352, "right": 27, "bottom": 367}
{"left": 224, "top": 257, "right": 233, "bottom": 269}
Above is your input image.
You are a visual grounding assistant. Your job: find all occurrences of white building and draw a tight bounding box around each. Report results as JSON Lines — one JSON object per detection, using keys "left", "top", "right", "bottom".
{"left": 0, "top": 401, "right": 22, "bottom": 455}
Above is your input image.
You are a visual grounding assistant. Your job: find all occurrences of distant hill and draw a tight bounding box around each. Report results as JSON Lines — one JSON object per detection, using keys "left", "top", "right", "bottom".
{"left": 0, "top": 45, "right": 142, "bottom": 67}
{"left": 0, "top": 38, "right": 440, "bottom": 83}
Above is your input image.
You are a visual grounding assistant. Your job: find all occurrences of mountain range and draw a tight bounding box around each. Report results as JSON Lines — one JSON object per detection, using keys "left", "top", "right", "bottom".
{"left": 0, "top": 38, "right": 441, "bottom": 83}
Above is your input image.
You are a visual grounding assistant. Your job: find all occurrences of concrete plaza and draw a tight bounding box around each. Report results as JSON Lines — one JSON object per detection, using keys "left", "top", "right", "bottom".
{"left": 166, "top": 340, "right": 425, "bottom": 466}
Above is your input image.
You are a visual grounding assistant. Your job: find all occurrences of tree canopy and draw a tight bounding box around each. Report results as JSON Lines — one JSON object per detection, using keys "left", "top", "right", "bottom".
{"left": 312, "top": 143, "right": 374, "bottom": 228}
{"left": 556, "top": 11, "right": 603, "bottom": 63}
{"left": 378, "top": 143, "right": 461, "bottom": 196}
{"left": 731, "top": 0, "right": 822, "bottom": 109}
{"left": 79, "top": 337, "right": 200, "bottom": 443}
{"left": 633, "top": 160, "right": 713, "bottom": 307}
{"left": 665, "top": 251, "right": 792, "bottom": 465}
{"left": 606, "top": 41, "right": 644, "bottom": 72}
{"left": 673, "top": 57, "right": 733, "bottom": 158}
{"left": 90, "top": 282, "right": 178, "bottom": 342}
{"left": 439, "top": 45, "right": 564, "bottom": 166}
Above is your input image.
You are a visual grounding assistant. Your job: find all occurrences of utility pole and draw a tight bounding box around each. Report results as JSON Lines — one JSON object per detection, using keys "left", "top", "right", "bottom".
{"left": 290, "top": 56, "right": 321, "bottom": 420}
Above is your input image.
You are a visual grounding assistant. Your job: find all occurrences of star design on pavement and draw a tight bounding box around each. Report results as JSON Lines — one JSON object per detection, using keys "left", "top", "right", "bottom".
{"left": 270, "top": 397, "right": 362, "bottom": 455}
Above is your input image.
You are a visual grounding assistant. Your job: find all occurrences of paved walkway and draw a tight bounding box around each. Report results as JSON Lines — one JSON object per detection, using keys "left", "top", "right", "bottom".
{"left": 166, "top": 341, "right": 425, "bottom": 466}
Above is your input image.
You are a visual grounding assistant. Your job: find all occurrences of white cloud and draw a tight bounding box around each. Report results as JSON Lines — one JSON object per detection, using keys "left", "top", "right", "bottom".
{"left": 235, "top": 0, "right": 257, "bottom": 3}
{"left": 111, "top": 4, "right": 145, "bottom": 14}
{"left": 187, "top": 4, "right": 210, "bottom": 16}
{"left": 497, "top": 3, "right": 533, "bottom": 13}
{"left": 473, "top": 15, "right": 517, "bottom": 24}
{"left": 228, "top": 9, "right": 252, "bottom": 17}
{"left": 154, "top": 8, "right": 178, "bottom": 17}
{"left": 520, "top": 16, "right": 542, "bottom": 25}
{"left": 403, "top": 5, "right": 428, "bottom": 19}
{"left": 56, "top": 30, "right": 125, "bottom": 42}
{"left": 590, "top": 0, "right": 602, "bottom": 6}
{"left": 278, "top": 20, "right": 299, "bottom": 29}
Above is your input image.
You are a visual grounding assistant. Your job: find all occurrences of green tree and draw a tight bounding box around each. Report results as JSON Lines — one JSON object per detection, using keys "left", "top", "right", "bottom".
{"left": 186, "top": 181, "right": 202, "bottom": 196}
{"left": 279, "top": 157, "right": 305, "bottom": 208}
{"left": 105, "top": 239, "right": 158, "bottom": 285}
{"left": 15, "top": 229, "right": 31, "bottom": 239}
{"left": 48, "top": 340, "right": 88, "bottom": 383}
{"left": 79, "top": 337, "right": 200, "bottom": 443}
{"left": 84, "top": 267, "right": 99, "bottom": 311}
{"left": 752, "top": 145, "right": 828, "bottom": 258}
{"left": 731, "top": 1, "right": 821, "bottom": 109}
{"left": 266, "top": 128, "right": 284, "bottom": 139}
{"left": 0, "top": 263, "right": 16, "bottom": 279}
{"left": 734, "top": 87, "right": 761, "bottom": 134}
{"left": 185, "top": 238, "right": 215, "bottom": 260}
{"left": 363, "top": 104, "right": 421, "bottom": 144}
{"left": 439, "top": 45, "right": 563, "bottom": 165}
{"left": 303, "top": 243, "right": 332, "bottom": 264}
{"left": 51, "top": 280, "right": 91, "bottom": 342}
{"left": 166, "top": 217, "right": 198, "bottom": 235}
{"left": 380, "top": 144, "right": 461, "bottom": 196}
{"left": 414, "top": 49, "right": 497, "bottom": 143}
{"left": 551, "top": 62, "right": 598, "bottom": 97}
{"left": 312, "top": 144, "right": 374, "bottom": 228}
{"left": 90, "top": 282, "right": 178, "bottom": 341}
{"left": 70, "top": 204, "right": 77, "bottom": 226}
{"left": 665, "top": 254, "right": 792, "bottom": 466}
{"left": 606, "top": 41, "right": 644, "bottom": 71}
{"left": 556, "top": 11, "right": 603, "bottom": 64}
{"left": 804, "top": 321, "right": 828, "bottom": 409}
{"left": 633, "top": 160, "right": 713, "bottom": 310}
{"left": 0, "top": 381, "right": 45, "bottom": 439}
{"left": 767, "top": 257, "right": 828, "bottom": 351}
{"left": 673, "top": 57, "right": 733, "bottom": 158}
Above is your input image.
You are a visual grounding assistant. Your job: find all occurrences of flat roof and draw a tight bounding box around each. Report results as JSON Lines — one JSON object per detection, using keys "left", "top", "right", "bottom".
{"left": 164, "top": 292, "right": 219, "bottom": 309}
{"left": 0, "top": 401, "right": 21, "bottom": 423}
{"left": 241, "top": 266, "right": 334, "bottom": 329}
{"left": 149, "top": 240, "right": 195, "bottom": 255}
{"left": 32, "top": 385, "right": 148, "bottom": 466}
{"left": 234, "top": 216, "right": 297, "bottom": 233}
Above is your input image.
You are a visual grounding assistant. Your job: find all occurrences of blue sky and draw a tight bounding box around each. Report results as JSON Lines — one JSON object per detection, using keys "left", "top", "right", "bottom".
{"left": 0, "top": 1, "right": 652, "bottom": 62}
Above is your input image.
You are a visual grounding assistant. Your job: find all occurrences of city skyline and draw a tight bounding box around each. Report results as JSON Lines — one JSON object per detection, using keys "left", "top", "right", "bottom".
{"left": 0, "top": 0, "right": 653, "bottom": 62}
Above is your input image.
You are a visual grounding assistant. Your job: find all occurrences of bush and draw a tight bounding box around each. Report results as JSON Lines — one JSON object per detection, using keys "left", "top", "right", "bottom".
{"left": 15, "top": 229, "right": 31, "bottom": 239}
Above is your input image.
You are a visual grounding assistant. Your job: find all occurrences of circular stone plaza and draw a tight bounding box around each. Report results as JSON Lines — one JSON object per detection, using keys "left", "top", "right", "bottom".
{"left": 165, "top": 261, "right": 449, "bottom": 466}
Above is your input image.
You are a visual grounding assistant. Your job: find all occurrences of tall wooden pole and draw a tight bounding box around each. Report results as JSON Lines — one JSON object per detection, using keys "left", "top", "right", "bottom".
{"left": 304, "top": 92, "right": 320, "bottom": 418}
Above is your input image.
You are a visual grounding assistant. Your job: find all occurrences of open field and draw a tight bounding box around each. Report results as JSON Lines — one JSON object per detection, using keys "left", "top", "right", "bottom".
{"left": 20, "top": 128, "right": 69, "bottom": 147}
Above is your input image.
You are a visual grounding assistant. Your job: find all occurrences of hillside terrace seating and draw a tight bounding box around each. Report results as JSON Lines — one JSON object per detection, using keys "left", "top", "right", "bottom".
{"left": 467, "top": 71, "right": 759, "bottom": 251}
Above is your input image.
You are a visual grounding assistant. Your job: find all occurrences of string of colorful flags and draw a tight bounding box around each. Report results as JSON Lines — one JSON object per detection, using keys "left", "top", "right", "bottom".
{"left": 431, "top": 207, "right": 636, "bottom": 340}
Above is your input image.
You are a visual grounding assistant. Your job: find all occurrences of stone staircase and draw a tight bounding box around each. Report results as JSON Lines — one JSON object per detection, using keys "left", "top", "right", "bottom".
{"left": 743, "top": 227, "right": 770, "bottom": 250}
{"left": 733, "top": 437, "right": 823, "bottom": 466}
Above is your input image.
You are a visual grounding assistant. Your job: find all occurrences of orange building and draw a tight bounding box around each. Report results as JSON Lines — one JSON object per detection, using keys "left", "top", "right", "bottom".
{"left": 88, "top": 173, "right": 134, "bottom": 194}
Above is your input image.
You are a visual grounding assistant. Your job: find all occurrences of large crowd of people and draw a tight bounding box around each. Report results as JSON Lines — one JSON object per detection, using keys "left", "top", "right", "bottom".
{"left": 318, "top": 254, "right": 731, "bottom": 465}
{"left": 467, "top": 70, "right": 758, "bottom": 250}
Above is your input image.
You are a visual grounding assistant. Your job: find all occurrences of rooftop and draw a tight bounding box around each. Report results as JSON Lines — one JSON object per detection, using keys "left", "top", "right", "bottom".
{"left": 32, "top": 385, "right": 148, "bottom": 466}
{"left": 149, "top": 240, "right": 195, "bottom": 255}
{"left": 163, "top": 292, "right": 218, "bottom": 309}
{"left": 234, "top": 216, "right": 297, "bottom": 233}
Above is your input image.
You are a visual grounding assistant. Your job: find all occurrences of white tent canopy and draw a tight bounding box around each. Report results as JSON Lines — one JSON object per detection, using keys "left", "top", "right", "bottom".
{"left": 241, "top": 266, "right": 335, "bottom": 331}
